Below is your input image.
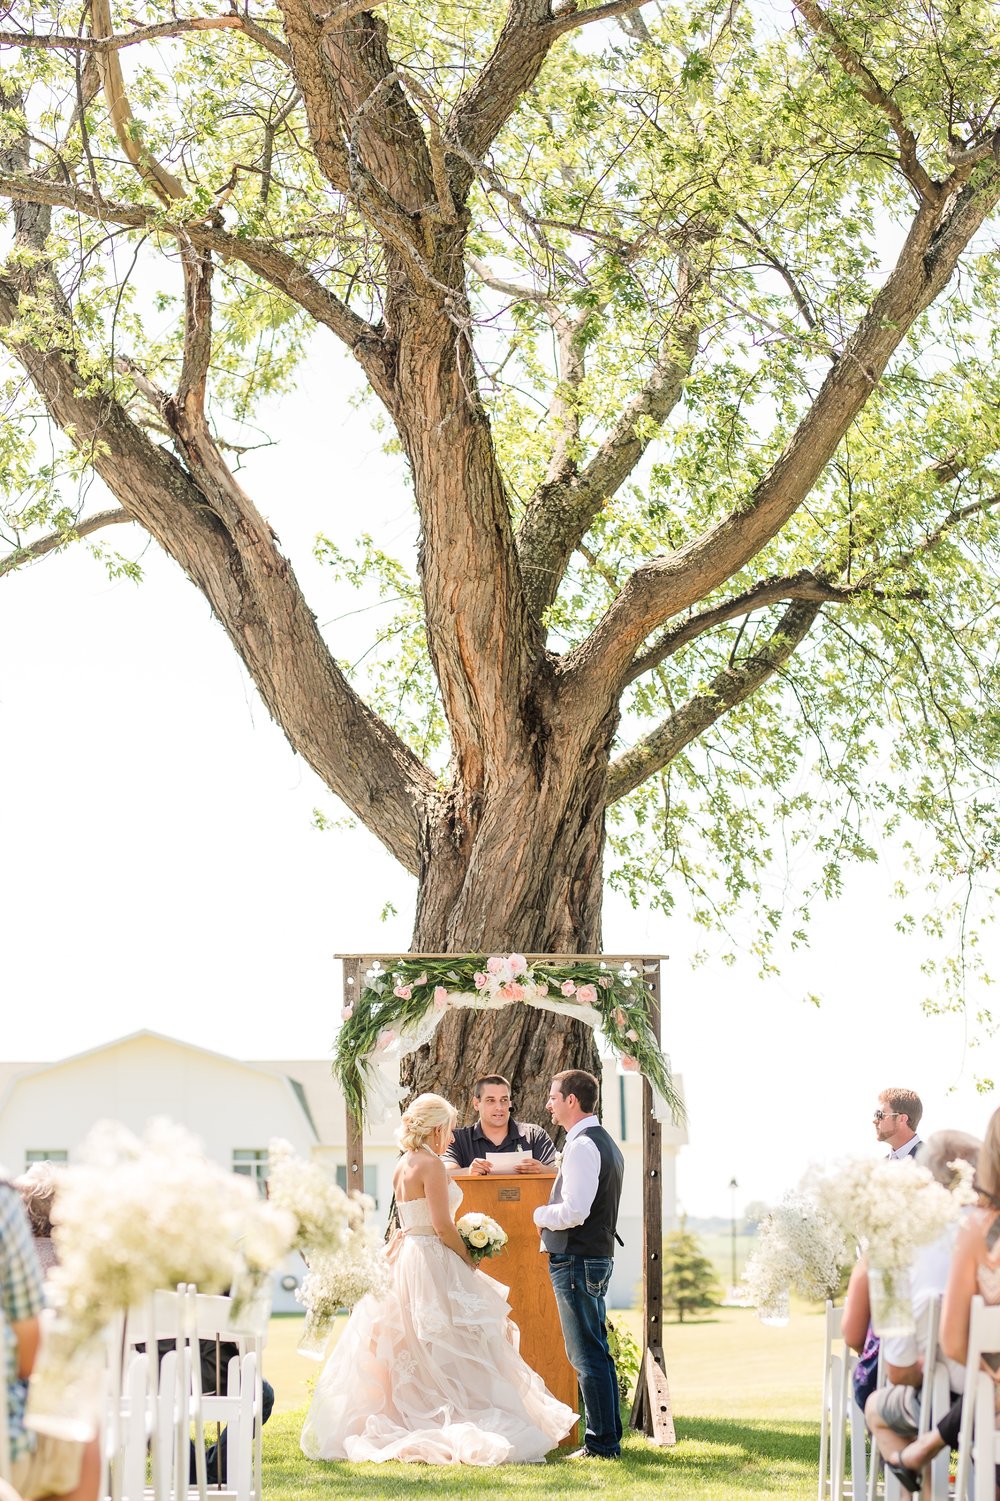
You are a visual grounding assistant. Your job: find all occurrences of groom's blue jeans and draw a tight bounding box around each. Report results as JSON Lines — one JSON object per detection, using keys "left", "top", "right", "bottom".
{"left": 548, "top": 1254, "right": 622, "bottom": 1457}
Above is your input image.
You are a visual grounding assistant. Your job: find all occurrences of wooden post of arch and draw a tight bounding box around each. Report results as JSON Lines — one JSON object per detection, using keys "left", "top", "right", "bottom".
{"left": 337, "top": 951, "right": 675, "bottom": 1446}
{"left": 341, "top": 955, "right": 366, "bottom": 1199}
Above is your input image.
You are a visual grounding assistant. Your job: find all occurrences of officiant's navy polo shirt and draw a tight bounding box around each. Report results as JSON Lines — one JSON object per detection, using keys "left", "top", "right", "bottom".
{"left": 444, "top": 1120, "right": 557, "bottom": 1170}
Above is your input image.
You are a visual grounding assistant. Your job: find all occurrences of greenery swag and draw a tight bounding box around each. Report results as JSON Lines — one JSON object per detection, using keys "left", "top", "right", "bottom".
{"left": 334, "top": 953, "right": 681, "bottom": 1126}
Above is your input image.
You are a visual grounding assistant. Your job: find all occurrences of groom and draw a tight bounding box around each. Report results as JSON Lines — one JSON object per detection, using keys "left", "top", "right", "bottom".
{"left": 533, "top": 1069, "right": 624, "bottom": 1461}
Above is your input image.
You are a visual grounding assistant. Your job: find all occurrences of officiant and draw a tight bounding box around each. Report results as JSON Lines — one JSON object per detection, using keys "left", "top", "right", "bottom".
{"left": 444, "top": 1075, "right": 557, "bottom": 1176}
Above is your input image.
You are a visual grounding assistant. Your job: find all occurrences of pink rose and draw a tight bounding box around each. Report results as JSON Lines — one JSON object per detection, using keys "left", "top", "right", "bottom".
{"left": 509, "top": 953, "right": 528, "bottom": 975}
{"left": 474, "top": 971, "right": 489, "bottom": 989}
{"left": 576, "top": 984, "right": 598, "bottom": 1005}
{"left": 393, "top": 983, "right": 412, "bottom": 1000}
{"left": 433, "top": 986, "right": 449, "bottom": 1010}
{"left": 614, "top": 1008, "right": 627, "bottom": 1027}
{"left": 560, "top": 980, "right": 577, "bottom": 997}
{"left": 620, "top": 1054, "right": 639, "bottom": 1072}
{"left": 414, "top": 972, "right": 428, "bottom": 986}
{"left": 375, "top": 1028, "right": 397, "bottom": 1051}
{"left": 498, "top": 983, "right": 516, "bottom": 1000}
{"left": 508, "top": 982, "right": 525, "bottom": 1001}
{"left": 626, "top": 1028, "right": 639, "bottom": 1041}
{"left": 487, "top": 955, "right": 505, "bottom": 975}
{"left": 534, "top": 982, "right": 548, "bottom": 998}
{"left": 341, "top": 1005, "right": 354, "bottom": 1021}
{"left": 598, "top": 975, "right": 612, "bottom": 988}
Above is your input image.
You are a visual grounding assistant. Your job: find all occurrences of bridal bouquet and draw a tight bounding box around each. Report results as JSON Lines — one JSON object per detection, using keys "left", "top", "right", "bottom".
{"left": 456, "top": 1211, "right": 508, "bottom": 1264}
{"left": 743, "top": 1193, "right": 849, "bottom": 1325}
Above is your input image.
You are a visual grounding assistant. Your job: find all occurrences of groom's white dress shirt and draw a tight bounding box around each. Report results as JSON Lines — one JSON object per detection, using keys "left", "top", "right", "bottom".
{"left": 888, "top": 1138, "right": 921, "bottom": 1161}
{"left": 533, "top": 1114, "right": 601, "bottom": 1233}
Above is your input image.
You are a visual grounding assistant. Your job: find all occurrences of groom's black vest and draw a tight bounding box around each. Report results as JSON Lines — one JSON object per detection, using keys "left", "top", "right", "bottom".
{"left": 541, "top": 1125, "right": 624, "bottom": 1257}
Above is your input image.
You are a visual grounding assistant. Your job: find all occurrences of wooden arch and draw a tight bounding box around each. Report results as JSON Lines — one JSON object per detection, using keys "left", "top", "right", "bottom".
{"left": 336, "top": 952, "right": 676, "bottom": 1447}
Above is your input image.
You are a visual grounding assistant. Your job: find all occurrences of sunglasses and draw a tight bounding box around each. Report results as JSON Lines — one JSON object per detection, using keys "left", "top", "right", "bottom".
{"left": 873, "top": 1110, "right": 900, "bottom": 1121}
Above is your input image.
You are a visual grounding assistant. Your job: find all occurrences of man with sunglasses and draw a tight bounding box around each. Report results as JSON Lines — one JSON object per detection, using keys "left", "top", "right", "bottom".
{"left": 874, "top": 1088, "right": 923, "bottom": 1160}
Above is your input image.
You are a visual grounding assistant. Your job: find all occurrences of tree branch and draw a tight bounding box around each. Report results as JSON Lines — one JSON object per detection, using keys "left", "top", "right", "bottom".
{"left": 0, "top": 173, "right": 395, "bottom": 401}
{"left": 0, "top": 14, "right": 291, "bottom": 65}
{"left": 606, "top": 601, "right": 822, "bottom": 802}
{"left": 447, "top": 2, "right": 555, "bottom": 198}
{"left": 546, "top": 0, "right": 655, "bottom": 40}
{"left": 0, "top": 508, "right": 132, "bottom": 576}
{"left": 518, "top": 267, "right": 700, "bottom": 618}
{"left": 624, "top": 570, "right": 896, "bottom": 685}
{"left": 563, "top": 166, "right": 1000, "bottom": 712}
{"left": 276, "top": 0, "right": 433, "bottom": 217}
{"left": 90, "top": 0, "right": 184, "bottom": 205}
{"left": 792, "top": 0, "right": 939, "bottom": 202}
{"left": 0, "top": 266, "right": 433, "bottom": 868}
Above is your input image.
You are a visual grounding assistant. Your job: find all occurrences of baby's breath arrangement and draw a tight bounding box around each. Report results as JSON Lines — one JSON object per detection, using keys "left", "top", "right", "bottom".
{"left": 808, "top": 1157, "right": 959, "bottom": 1269}
{"left": 743, "top": 1193, "right": 849, "bottom": 1317}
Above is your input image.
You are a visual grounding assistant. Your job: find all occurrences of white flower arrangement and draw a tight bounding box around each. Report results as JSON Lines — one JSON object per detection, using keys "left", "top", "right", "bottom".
{"left": 808, "top": 1157, "right": 960, "bottom": 1269}
{"left": 266, "top": 1137, "right": 363, "bottom": 1255}
{"left": 456, "top": 1211, "right": 508, "bottom": 1264}
{"left": 47, "top": 1119, "right": 272, "bottom": 1341}
{"left": 743, "top": 1193, "right": 849, "bottom": 1315}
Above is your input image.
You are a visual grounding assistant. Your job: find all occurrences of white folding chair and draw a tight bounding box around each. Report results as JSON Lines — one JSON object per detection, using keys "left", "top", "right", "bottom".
{"left": 953, "top": 1297, "right": 1000, "bottom": 1501}
{"left": 914, "top": 1296, "right": 954, "bottom": 1501}
{"left": 820, "top": 1301, "right": 853, "bottom": 1500}
{"left": 868, "top": 1338, "right": 887, "bottom": 1501}
{"left": 187, "top": 1292, "right": 266, "bottom": 1501}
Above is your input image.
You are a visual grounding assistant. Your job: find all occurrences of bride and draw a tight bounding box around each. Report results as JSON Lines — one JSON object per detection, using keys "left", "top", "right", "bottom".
{"left": 300, "top": 1093, "right": 576, "bottom": 1464}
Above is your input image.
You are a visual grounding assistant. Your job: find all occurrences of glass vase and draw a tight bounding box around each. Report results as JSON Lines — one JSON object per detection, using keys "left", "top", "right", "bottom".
{"left": 229, "top": 1265, "right": 273, "bottom": 1337}
{"left": 297, "top": 1309, "right": 336, "bottom": 1360}
{"left": 757, "top": 1288, "right": 790, "bottom": 1327}
{"left": 868, "top": 1265, "right": 914, "bottom": 1337}
{"left": 25, "top": 1319, "right": 104, "bottom": 1443}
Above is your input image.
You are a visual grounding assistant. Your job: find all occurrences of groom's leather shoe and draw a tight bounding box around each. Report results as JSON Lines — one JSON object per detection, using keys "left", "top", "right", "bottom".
{"left": 568, "top": 1447, "right": 621, "bottom": 1460}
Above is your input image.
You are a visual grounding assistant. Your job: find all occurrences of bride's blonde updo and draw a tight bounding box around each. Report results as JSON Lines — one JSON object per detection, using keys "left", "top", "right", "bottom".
{"left": 396, "top": 1093, "right": 456, "bottom": 1153}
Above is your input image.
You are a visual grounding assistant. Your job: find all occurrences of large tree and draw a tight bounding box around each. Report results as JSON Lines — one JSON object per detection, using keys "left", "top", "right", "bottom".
{"left": 2, "top": 0, "right": 999, "bottom": 1113}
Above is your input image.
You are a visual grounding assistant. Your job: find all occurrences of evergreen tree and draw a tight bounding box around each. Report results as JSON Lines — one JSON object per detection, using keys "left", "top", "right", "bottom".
{"left": 663, "top": 1223, "right": 720, "bottom": 1324}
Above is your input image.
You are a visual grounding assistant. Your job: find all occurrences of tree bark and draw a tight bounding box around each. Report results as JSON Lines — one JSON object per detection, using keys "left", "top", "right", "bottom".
{"left": 403, "top": 698, "right": 617, "bottom": 1127}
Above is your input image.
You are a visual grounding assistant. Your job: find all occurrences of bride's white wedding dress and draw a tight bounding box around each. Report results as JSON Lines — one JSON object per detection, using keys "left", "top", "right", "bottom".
{"left": 300, "top": 1179, "right": 576, "bottom": 1464}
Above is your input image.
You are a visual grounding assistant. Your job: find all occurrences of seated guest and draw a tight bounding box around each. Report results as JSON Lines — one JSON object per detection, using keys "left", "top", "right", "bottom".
{"left": 863, "top": 1129, "right": 982, "bottom": 1494}
{"left": 444, "top": 1075, "right": 556, "bottom": 1176}
{"left": 1, "top": 1178, "right": 100, "bottom": 1501}
{"left": 15, "top": 1163, "right": 61, "bottom": 1276}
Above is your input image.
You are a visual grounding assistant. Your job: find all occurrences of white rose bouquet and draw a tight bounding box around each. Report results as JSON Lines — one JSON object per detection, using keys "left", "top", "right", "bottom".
{"left": 456, "top": 1211, "right": 508, "bottom": 1264}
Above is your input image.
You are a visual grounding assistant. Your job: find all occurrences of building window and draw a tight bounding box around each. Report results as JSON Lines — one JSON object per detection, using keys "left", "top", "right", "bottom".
{"left": 336, "top": 1164, "right": 379, "bottom": 1209}
{"left": 233, "top": 1149, "right": 269, "bottom": 1195}
{"left": 25, "top": 1150, "right": 68, "bottom": 1168}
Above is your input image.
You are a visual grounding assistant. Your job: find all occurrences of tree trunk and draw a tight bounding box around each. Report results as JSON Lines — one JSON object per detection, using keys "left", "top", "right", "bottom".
{"left": 402, "top": 720, "right": 617, "bottom": 1128}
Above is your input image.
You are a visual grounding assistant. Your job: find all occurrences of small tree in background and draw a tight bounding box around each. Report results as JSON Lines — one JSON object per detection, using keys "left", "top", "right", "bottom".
{"left": 663, "top": 1220, "right": 720, "bottom": 1323}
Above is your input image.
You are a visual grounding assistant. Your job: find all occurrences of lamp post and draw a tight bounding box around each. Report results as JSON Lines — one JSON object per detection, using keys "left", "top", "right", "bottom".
{"left": 729, "top": 1177, "right": 739, "bottom": 1290}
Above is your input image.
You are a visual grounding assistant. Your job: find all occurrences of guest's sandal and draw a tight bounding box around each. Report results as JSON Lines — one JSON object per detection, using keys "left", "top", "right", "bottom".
{"left": 886, "top": 1457, "right": 922, "bottom": 1493}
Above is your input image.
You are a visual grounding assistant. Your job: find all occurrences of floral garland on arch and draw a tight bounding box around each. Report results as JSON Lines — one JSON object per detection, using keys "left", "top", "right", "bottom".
{"left": 334, "top": 952, "right": 683, "bottom": 1126}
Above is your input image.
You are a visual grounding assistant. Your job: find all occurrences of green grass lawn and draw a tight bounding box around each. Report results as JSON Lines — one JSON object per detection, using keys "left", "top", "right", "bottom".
{"left": 259, "top": 1303, "right": 826, "bottom": 1499}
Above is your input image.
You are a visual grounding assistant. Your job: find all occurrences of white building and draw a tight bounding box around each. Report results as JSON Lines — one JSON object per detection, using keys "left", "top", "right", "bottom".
{"left": 0, "top": 1030, "right": 687, "bottom": 1307}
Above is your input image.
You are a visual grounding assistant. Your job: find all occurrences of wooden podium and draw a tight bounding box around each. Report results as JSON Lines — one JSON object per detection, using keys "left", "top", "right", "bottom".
{"left": 457, "top": 1170, "right": 580, "bottom": 1446}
